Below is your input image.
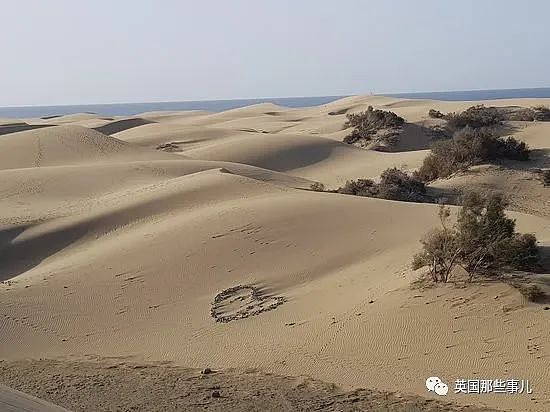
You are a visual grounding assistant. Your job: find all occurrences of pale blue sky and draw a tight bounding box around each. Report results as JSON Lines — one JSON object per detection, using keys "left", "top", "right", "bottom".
{"left": 1, "top": 0, "right": 549, "bottom": 106}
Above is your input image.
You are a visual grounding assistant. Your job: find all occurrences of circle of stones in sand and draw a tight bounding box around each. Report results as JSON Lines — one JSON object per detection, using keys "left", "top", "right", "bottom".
{"left": 211, "top": 285, "right": 285, "bottom": 323}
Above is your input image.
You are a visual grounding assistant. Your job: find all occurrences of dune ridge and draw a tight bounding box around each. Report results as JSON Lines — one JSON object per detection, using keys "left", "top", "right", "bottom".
{"left": 1, "top": 95, "right": 549, "bottom": 411}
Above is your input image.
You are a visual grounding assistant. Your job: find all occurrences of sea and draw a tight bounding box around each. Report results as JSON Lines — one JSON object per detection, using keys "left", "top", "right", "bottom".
{"left": 1, "top": 87, "right": 549, "bottom": 119}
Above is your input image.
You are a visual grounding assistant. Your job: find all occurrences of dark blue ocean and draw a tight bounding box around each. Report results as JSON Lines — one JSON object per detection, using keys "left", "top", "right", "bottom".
{"left": 1, "top": 88, "right": 549, "bottom": 119}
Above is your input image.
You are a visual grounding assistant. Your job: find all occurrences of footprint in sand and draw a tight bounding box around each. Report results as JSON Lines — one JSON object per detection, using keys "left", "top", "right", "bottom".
{"left": 210, "top": 285, "right": 285, "bottom": 323}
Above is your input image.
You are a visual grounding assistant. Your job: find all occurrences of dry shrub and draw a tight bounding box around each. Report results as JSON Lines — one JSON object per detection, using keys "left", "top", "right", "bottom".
{"left": 310, "top": 182, "right": 326, "bottom": 192}
{"left": 428, "top": 109, "right": 444, "bottom": 119}
{"left": 438, "top": 104, "right": 550, "bottom": 125}
{"left": 338, "top": 178, "right": 377, "bottom": 196}
{"left": 377, "top": 168, "right": 427, "bottom": 201}
{"left": 513, "top": 283, "right": 546, "bottom": 302}
{"left": 533, "top": 105, "right": 550, "bottom": 121}
{"left": 444, "top": 105, "right": 502, "bottom": 130}
{"left": 416, "top": 127, "right": 529, "bottom": 181}
{"left": 412, "top": 192, "right": 541, "bottom": 283}
{"left": 343, "top": 106, "right": 404, "bottom": 144}
{"left": 338, "top": 168, "right": 426, "bottom": 202}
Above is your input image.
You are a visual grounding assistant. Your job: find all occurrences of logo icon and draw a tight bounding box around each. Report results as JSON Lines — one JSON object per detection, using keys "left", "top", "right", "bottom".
{"left": 426, "top": 377, "right": 448, "bottom": 396}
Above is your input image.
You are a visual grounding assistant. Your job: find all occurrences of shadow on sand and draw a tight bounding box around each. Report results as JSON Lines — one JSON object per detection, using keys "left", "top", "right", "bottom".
{"left": 0, "top": 123, "right": 54, "bottom": 136}
{"left": 94, "top": 118, "right": 156, "bottom": 135}
{"left": 0, "top": 223, "right": 87, "bottom": 282}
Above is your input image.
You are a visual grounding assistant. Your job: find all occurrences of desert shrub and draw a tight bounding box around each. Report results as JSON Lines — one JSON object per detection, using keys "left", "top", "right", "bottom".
{"left": 450, "top": 128, "right": 529, "bottom": 162}
{"left": 513, "top": 283, "right": 546, "bottom": 302}
{"left": 412, "top": 192, "right": 541, "bottom": 282}
{"left": 156, "top": 142, "right": 181, "bottom": 152}
{"left": 328, "top": 108, "right": 348, "bottom": 116}
{"left": 428, "top": 125, "right": 451, "bottom": 140}
{"left": 310, "top": 182, "right": 326, "bottom": 192}
{"left": 338, "top": 178, "right": 377, "bottom": 196}
{"left": 444, "top": 105, "right": 502, "bottom": 130}
{"left": 496, "top": 136, "right": 529, "bottom": 160}
{"left": 494, "top": 234, "right": 540, "bottom": 271}
{"left": 455, "top": 192, "right": 539, "bottom": 275}
{"left": 414, "top": 151, "right": 454, "bottom": 182}
{"left": 533, "top": 105, "right": 550, "bottom": 121}
{"left": 416, "top": 127, "right": 529, "bottom": 181}
{"left": 338, "top": 168, "right": 426, "bottom": 202}
{"left": 428, "top": 109, "right": 444, "bottom": 119}
{"left": 542, "top": 170, "right": 550, "bottom": 186}
{"left": 343, "top": 106, "right": 405, "bottom": 144}
{"left": 441, "top": 105, "right": 550, "bottom": 127}
{"left": 412, "top": 205, "right": 460, "bottom": 282}
{"left": 345, "top": 106, "right": 405, "bottom": 130}
{"left": 377, "top": 168, "right": 427, "bottom": 201}
{"left": 416, "top": 132, "right": 480, "bottom": 181}
{"left": 343, "top": 128, "right": 368, "bottom": 144}
{"left": 502, "top": 107, "right": 536, "bottom": 121}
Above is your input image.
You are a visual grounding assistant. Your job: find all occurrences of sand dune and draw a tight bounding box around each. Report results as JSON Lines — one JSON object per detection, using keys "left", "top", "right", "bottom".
{"left": 0, "top": 384, "right": 69, "bottom": 412}
{"left": 0, "top": 125, "right": 180, "bottom": 170}
{"left": 115, "top": 123, "right": 236, "bottom": 149}
{"left": 1, "top": 96, "right": 549, "bottom": 411}
{"left": 178, "top": 130, "right": 428, "bottom": 186}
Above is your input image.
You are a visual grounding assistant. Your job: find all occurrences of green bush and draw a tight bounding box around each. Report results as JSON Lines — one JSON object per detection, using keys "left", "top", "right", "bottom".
{"left": 338, "top": 178, "right": 377, "bottom": 196}
{"left": 494, "top": 234, "right": 540, "bottom": 271}
{"left": 414, "top": 151, "right": 455, "bottom": 182}
{"left": 502, "top": 107, "right": 536, "bottom": 121}
{"left": 343, "top": 128, "right": 368, "bottom": 144}
{"left": 444, "top": 105, "right": 502, "bottom": 130}
{"left": 412, "top": 192, "right": 541, "bottom": 283}
{"left": 343, "top": 106, "right": 405, "bottom": 144}
{"left": 440, "top": 105, "right": 550, "bottom": 126}
{"left": 412, "top": 205, "right": 459, "bottom": 282}
{"left": 533, "top": 105, "right": 550, "bottom": 121}
{"left": 416, "top": 127, "right": 529, "bottom": 181}
{"left": 338, "top": 168, "right": 426, "bottom": 202}
{"left": 496, "top": 136, "right": 529, "bottom": 160}
{"left": 428, "top": 109, "right": 444, "bottom": 119}
{"left": 377, "top": 168, "right": 427, "bottom": 201}
{"left": 455, "top": 192, "right": 539, "bottom": 274}
{"left": 310, "top": 182, "right": 326, "bottom": 192}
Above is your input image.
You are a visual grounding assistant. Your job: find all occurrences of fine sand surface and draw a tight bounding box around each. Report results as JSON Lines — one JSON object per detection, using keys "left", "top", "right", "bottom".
{"left": 0, "top": 359, "right": 497, "bottom": 412}
{"left": 0, "top": 382, "right": 69, "bottom": 411}
{"left": 1, "top": 96, "right": 549, "bottom": 411}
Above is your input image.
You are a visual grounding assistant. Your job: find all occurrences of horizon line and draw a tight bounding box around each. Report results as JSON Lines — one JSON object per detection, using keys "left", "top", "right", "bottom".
{"left": 1, "top": 86, "right": 550, "bottom": 109}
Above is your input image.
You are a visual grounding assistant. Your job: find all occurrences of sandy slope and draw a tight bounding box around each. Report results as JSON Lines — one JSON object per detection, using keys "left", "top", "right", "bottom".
{"left": 0, "top": 384, "right": 69, "bottom": 412}
{"left": 0, "top": 360, "right": 497, "bottom": 412}
{"left": 1, "top": 96, "right": 549, "bottom": 411}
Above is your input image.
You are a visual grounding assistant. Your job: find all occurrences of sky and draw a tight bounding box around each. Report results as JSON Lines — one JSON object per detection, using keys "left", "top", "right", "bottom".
{"left": 1, "top": 0, "right": 549, "bottom": 106}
